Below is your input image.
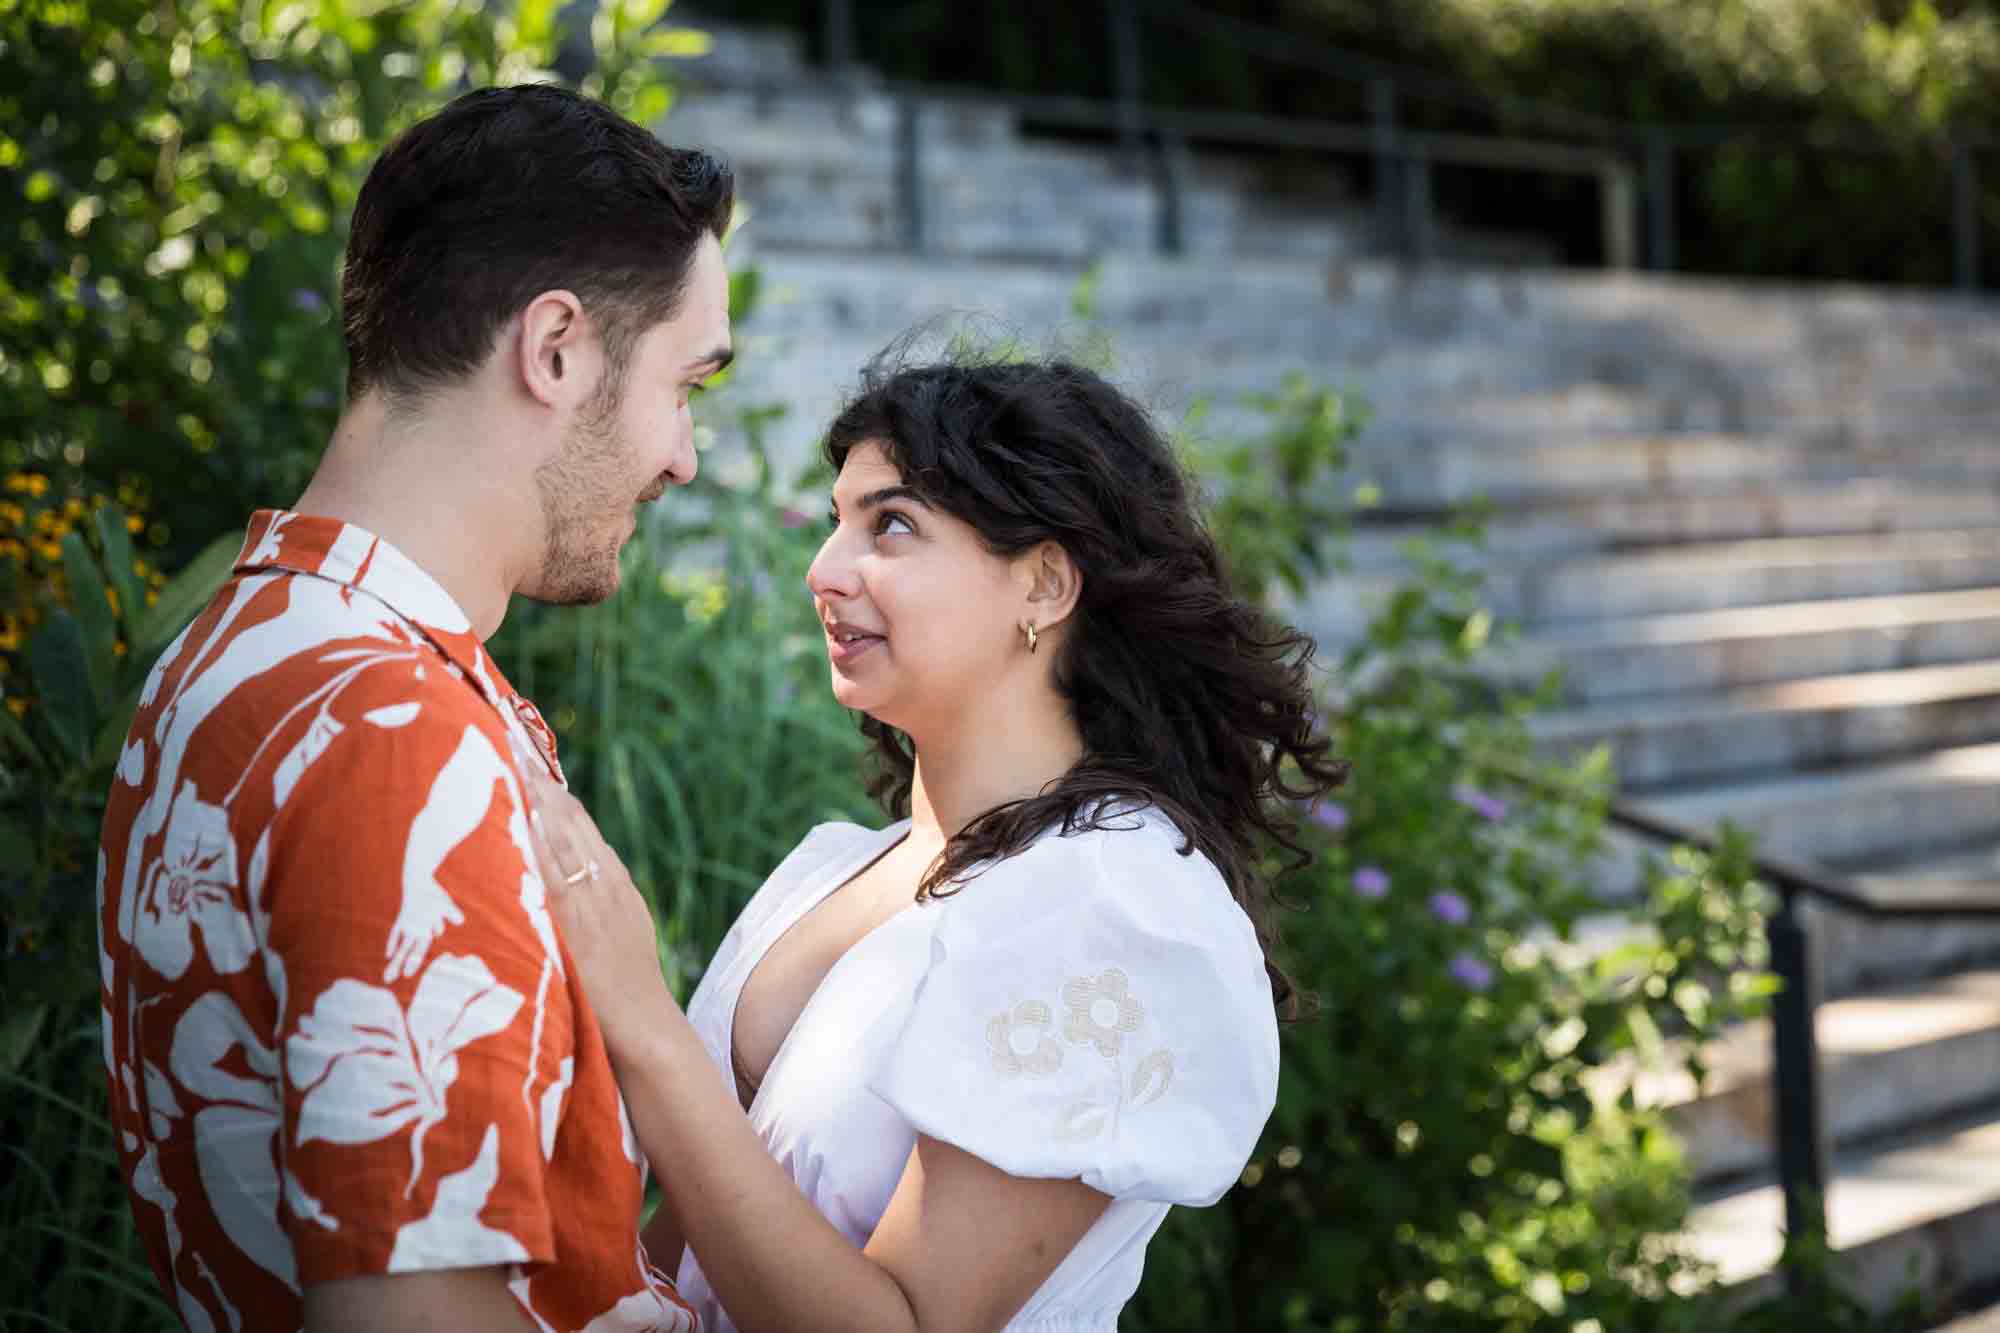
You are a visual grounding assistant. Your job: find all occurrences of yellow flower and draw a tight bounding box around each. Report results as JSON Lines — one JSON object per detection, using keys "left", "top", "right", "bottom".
{"left": 0, "top": 503, "right": 23, "bottom": 527}
{"left": 125, "top": 514, "right": 143, "bottom": 533}
{"left": 0, "top": 622, "right": 17, "bottom": 651}
{"left": 6, "top": 698, "right": 25, "bottom": 719}
{"left": 63, "top": 498, "right": 84, "bottom": 520}
{"left": 34, "top": 539, "right": 61, "bottom": 563}
{"left": 20, "top": 475, "right": 47, "bottom": 497}
{"left": 104, "top": 585, "right": 120, "bottom": 617}
{"left": 0, "top": 538, "right": 25, "bottom": 562}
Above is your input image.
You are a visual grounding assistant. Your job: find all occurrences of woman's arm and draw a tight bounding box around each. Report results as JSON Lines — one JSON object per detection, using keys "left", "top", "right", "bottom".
{"left": 640, "top": 1191, "right": 685, "bottom": 1286}
{"left": 526, "top": 773, "right": 1110, "bottom": 1333}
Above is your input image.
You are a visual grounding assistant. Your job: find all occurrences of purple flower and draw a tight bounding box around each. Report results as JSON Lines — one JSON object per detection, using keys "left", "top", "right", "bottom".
{"left": 1452, "top": 782, "right": 1508, "bottom": 822}
{"left": 1448, "top": 952, "right": 1494, "bottom": 991}
{"left": 1427, "top": 891, "right": 1470, "bottom": 925}
{"left": 292, "top": 288, "right": 326, "bottom": 314}
{"left": 779, "top": 507, "right": 811, "bottom": 529}
{"left": 1351, "top": 866, "right": 1390, "bottom": 900}
{"left": 1311, "top": 801, "right": 1348, "bottom": 832}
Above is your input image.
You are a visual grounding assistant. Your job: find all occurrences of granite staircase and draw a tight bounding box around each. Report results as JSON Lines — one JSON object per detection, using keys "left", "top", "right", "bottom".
{"left": 658, "top": 17, "right": 2000, "bottom": 1323}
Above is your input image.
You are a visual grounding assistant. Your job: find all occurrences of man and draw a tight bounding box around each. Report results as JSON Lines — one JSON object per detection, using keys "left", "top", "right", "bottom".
{"left": 96, "top": 84, "right": 734, "bottom": 1332}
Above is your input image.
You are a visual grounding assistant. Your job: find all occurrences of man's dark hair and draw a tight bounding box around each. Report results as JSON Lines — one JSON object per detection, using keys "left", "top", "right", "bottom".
{"left": 340, "top": 84, "right": 734, "bottom": 403}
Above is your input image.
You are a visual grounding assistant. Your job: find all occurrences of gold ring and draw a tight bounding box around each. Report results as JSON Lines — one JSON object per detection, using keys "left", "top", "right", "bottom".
{"left": 561, "top": 863, "right": 593, "bottom": 886}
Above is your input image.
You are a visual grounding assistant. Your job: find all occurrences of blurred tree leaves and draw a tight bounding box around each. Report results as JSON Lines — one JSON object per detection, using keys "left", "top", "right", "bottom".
{"left": 0, "top": 0, "right": 695, "bottom": 566}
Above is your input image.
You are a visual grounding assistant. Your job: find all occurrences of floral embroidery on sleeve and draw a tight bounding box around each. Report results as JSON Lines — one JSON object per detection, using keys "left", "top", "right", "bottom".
{"left": 986, "top": 1001, "right": 1063, "bottom": 1077}
{"left": 993, "top": 967, "right": 1176, "bottom": 1143}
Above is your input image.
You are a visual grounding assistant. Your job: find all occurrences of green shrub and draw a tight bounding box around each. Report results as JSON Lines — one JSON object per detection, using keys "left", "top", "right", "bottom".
{"left": 1, "top": 0, "right": 699, "bottom": 564}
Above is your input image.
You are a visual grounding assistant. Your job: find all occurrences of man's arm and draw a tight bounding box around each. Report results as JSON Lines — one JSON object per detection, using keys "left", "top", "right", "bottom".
{"left": 304, "top": 1267, "right": 541, "bottom": 1333}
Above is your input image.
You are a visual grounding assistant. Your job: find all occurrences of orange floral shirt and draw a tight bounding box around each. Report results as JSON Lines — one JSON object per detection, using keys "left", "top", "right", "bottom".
{"left": 97, "top": 510, "right": 695, "bottom": 1332}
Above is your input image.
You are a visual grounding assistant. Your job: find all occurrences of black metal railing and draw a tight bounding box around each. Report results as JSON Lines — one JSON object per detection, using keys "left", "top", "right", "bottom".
{"left": 1590, "top": 792, "right": 2000, "bottom": 1297}
{"left": 777, "top": 0, "right": 1991, "bottom": 288}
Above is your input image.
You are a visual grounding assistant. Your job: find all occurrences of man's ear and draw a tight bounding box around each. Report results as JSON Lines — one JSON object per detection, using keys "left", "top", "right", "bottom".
{"left": 1021, "top": 540, "right": 1082, "bottom": 631}
{"left": 516, "top": 290, "right": 599, "bottom": 409}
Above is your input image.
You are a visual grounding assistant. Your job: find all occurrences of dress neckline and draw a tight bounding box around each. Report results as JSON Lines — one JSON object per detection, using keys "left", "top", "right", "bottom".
{"left": 725, "top": 820, "right": 915, "bottom": 1114}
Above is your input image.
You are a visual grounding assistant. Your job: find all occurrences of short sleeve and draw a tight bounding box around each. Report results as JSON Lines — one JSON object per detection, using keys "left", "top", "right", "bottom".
{"left": 867, "top": 816, "right": 1280, "bottom": 1206}
{"left": 261, "top": 676, "right": 567, "bottom": 1283}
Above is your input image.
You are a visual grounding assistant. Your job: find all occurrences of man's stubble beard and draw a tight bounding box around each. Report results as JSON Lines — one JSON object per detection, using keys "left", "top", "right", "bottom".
{"left": 530, "top": 378, "right": 631, "bottom": 607}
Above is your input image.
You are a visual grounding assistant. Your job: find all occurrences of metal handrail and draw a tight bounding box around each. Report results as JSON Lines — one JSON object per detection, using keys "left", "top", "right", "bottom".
{"left": 784, "top": 0, "right": 1986, "bottom": 286}
{"left": 1598, "top": 789, "right": 2000, "bottom": 1298}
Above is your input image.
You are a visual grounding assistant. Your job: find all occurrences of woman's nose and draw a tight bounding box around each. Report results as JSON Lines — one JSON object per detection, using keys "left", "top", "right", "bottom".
{"left": 805, "top": 532, "right": 856, "bottom": 600}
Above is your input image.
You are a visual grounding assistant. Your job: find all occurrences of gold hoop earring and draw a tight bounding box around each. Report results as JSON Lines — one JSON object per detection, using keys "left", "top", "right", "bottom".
{"left": 1022, "top": 621, "right": 1039, "bottom": 654}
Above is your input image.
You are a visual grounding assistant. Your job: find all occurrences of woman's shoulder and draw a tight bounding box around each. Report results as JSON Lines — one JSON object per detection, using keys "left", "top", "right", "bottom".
{"left": 955, "top": 803, "right": 1261, "bottom": 958}
{"left": 729, "top": 819, "right": 902, "bottom": 928}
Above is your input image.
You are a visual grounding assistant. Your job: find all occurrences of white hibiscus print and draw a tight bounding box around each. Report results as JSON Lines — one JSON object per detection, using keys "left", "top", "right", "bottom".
{"left": 170, "top": 991, "right": 304, "bottom": 1291}
{"left": 288, "top": 952, "right": 525, "bottom": 1194}
{"left": 388, "top": 1123, "right": 530, "bottom": 1272}
{"left": 133, "top": 781, "right": 254, "bottom": 981}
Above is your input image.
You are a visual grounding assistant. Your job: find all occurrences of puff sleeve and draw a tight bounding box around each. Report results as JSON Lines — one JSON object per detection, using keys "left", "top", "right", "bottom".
{"left": 866, "top": 815, "right": 1280, "bottom": 1206}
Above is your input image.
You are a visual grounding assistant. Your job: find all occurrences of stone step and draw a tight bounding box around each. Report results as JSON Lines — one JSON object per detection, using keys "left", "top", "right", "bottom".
{"left": 1485, "top": 588, "right": 2000, "bottom": 705}
{"left": 1344, "top": 480, "right": 2000, "bottom": 566}
{"left": 1935, "top": 1298, "right": 2000, "bottom": 1331}
{"left": 1689, "top": 1105, "right": 2000, "bottom": 1317}
{"left": 1294, "top": 531, "right": 2000, "bottom": 643}
{"left": 723, "top": 246, "right": 2000, "bottom": 472}
{"left": 1813, "top": 841, "right": 2000, "bottom": 997}
{"left": 1647, "top": 740, "right": 2000, "bottom": 867}
{"left": 1575, "top": 836, "right": 2000, "bottom": 995}
{"left": 1647, "top": 970, "right": 2000, "bottom": 1189}
{"left": 1524, "top": 528, "right": 2000, "bottom": 625}
{"left": 1339, "top": 433, "right": 1823, "bottom": 508}
{"left": 1533, "top": 659, "right": 2000, "bottom": 790}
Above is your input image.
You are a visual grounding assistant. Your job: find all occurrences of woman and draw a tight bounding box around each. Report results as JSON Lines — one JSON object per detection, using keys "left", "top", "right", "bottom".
{"left": 525, "top": 356, "right": 1345, "bottom": 1332}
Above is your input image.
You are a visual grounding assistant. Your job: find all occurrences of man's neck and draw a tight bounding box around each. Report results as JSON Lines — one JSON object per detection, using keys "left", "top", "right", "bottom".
{"left": 292, "top": 392, "right": 537, "bottom": 641}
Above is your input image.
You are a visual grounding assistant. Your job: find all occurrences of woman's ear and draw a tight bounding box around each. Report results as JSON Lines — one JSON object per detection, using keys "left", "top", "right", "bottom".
{"left": 1020, "top": 540, "right": 1082, "bottom": 633}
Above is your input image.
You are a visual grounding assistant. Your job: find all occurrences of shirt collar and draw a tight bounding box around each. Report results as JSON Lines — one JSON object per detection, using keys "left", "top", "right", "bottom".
{"left": 234, "top": 509, "right": 567, "bottom": 782}
{"left": 235, "top": 508, "right": 498, "bottom": 707}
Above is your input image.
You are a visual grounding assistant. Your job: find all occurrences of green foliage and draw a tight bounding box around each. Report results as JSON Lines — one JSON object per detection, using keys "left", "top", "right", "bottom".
{"left": 1, "top": 1011, "right": 176, "bottom": 1331}
{"left": 718, "top": 0, "right": 2000, "bottom": 284}
{"left": 0, "top": 487, "right": 238, "bottom": 1024}
{"left": 1127, "top": 407, "right": 1782, "bottom": 1332}
{"left": 0, "top": 0, "right": 695, "bottom": 563}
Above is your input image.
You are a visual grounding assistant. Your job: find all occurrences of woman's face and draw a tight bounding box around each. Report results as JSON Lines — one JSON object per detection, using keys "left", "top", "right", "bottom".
{"left": 805, "top": 441, "right": 1028, "bottom": 733}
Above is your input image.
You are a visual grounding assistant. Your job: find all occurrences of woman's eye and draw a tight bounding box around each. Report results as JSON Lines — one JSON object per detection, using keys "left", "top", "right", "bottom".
{"left": 875, "top": 511, "right": 915, "bottom": 537}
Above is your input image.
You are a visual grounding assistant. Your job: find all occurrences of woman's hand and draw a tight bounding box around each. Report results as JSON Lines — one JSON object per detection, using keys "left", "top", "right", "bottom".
{"left": 519, "top": 760, "right": 677, "bottom": 1054}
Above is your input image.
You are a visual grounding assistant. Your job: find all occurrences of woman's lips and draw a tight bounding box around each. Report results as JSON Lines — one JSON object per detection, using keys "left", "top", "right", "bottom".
{"left": 826, "top": 627, "right": 885, "bottom": 663}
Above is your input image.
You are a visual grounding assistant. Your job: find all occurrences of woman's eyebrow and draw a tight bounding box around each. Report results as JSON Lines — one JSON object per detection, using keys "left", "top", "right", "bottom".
{"left": 855, "top": 484, "right": 928, "bottom": 510}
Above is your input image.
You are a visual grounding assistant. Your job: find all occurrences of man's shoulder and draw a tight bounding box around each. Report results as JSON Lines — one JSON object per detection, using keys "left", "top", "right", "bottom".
{"left": 180, "top": 567, "right": 498, "bottom": 725}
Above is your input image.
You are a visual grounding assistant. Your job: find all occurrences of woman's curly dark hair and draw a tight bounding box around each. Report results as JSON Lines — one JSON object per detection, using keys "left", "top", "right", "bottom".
{"left": 823, "top": 353, "right": 1347, "bottom": 1018}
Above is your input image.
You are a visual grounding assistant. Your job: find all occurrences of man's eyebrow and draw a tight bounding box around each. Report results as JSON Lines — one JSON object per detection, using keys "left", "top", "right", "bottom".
{"left": 686, "top": 345, "right": 734, "bottom": 376}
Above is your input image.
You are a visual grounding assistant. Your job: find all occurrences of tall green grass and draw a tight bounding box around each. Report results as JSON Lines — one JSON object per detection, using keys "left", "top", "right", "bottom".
{"left": 2, "top": 1009, "right": 177, "bottom": 1332}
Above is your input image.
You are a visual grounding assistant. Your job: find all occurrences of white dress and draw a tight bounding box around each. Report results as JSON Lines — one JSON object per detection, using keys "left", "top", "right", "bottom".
{"left": 672, "top": 808, "right": 1282, "bottom": 1332}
